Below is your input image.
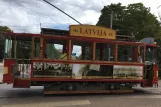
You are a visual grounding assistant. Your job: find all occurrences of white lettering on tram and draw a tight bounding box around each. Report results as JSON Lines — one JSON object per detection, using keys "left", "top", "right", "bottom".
{"left": 33, "top": 62, "right": 61, "bottom": 71}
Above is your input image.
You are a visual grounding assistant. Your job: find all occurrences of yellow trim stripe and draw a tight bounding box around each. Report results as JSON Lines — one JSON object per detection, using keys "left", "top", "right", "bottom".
{"left": 3, "top": 67, "right": 8, "bottom": 74}
{"left": 156, "top": 71, "right": 158, "bottom": 77}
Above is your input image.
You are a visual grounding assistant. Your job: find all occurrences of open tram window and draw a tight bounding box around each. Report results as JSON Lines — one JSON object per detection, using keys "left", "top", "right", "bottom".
{"left": 118, "top": 45, "right": 137, "bottom": 62}
{"left": 145, "top": 46, "right": 158, "bottom": 64}
{"left": 71, "top": 41, "right": 92, "bottom": 60}
{"left": 5, "top": 38, "right": 32, "bottom": 59}
{"left": 33, "top": 37, "right": 40, "bottom": 58}
{"left": 44, "top": 39, "right": 68, "bottom": 60}
{"left": 95, "top": 43, "right": 114, "bottom": 61}
{"left": 16, "top": 40, "right": 32, "bottom": 59}
{"left": 4, "top": 39, "right": 12, "bottom": 58}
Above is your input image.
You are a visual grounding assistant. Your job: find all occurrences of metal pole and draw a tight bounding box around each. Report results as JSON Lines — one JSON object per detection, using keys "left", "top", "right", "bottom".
{"left": 110, "top": 11, "right": 113, "bottom": 28}
{"left": 157, "top": 5, "right": 161, "bottom": 21}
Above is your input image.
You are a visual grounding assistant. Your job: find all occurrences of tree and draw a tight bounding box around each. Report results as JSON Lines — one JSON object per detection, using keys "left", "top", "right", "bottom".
{"left": 46, "top": 44, "right": 61, "bottom": 59}
{"left": 97, "top": 3, "right": 126, "bottom": 34}
{"left": 0, "top": 26, "right": 13, "bottom": 33}
{"left": 0, "top": 26, "right": 13, "bottom": 60}
{"left": 96, "top": 3, "right": 161, "bottom": 41}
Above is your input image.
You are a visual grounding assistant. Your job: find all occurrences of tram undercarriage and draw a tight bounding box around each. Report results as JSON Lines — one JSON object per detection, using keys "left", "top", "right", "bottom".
{"left": 31, "top": 81, "right": 134, "bottom": 94}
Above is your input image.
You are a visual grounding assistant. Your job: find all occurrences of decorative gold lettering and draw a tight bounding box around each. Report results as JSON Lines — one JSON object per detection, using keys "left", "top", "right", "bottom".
{"left": 87, "top": 29, "right": 91, "bottom": 35}
{"left": 83, "top": 29, "right": 88, "bottom": 35}
{"left": 80, "top": 28, "right": 82, "bottom": 34}
{"left": 103, "top": 31, "right": 106, "bottom": 36}
{"left": 92, "top": 29, "right": 96, "bottom": 35}
{"left": 109, "top": 33, "right": 113, "bottom": 36}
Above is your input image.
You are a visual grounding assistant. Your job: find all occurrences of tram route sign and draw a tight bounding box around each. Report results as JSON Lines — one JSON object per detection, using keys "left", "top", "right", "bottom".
{"left": 69, "top": 25, "right": 116, "bottom": 39}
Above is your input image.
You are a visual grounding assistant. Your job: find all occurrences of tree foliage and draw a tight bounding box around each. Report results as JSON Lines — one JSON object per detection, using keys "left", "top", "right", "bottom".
{"left": 97, "top": 3, "right": 161, "bottom": 78}
{"left": 0, "top": 26, "right": 13, "bottom": 60}
{"left": 97, "top": 3, "right": 161, "bottom": 41}
{"left": 0, "top": 26, "right": 13, "bottom": 33}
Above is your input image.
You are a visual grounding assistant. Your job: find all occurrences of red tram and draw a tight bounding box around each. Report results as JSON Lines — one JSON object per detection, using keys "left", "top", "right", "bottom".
{"left": 2, "top": 25, "right": 159, "bottom": 94}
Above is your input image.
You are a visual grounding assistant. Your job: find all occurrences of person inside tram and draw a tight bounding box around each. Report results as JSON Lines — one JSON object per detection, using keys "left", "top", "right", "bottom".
{"left": 60, "top": 48, "right": 67, "bottom": 60}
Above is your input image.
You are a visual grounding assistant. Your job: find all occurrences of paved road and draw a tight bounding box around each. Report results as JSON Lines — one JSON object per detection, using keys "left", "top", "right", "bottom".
{"left": 1, "top": 86, "right": 161, "bottom": 107}
{"left": 1, "top": 64, "right": 161, "bottom": 107}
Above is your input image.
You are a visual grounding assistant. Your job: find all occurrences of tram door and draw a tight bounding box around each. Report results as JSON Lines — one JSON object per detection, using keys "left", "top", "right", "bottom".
{"left": 32, "top": 37, "right": 43, "bottom": 58}
{"left": 143, "top": 46, "right": 156, "bottom": 87}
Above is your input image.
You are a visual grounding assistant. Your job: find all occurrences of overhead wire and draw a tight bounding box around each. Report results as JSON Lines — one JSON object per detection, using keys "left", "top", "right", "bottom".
{"left": 9, "top": 0, "right": 58, "bottom": 27}
{"left": 43, "top": 0, "right": 81, "bottom": 24}
{"left": 5, "top": 0, "right": 72, "bottom": 33}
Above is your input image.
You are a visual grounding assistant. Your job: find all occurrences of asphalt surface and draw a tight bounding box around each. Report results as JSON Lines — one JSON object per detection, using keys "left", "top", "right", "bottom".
{"left": 1, "top": 64, "right": 161, "bottom": 107}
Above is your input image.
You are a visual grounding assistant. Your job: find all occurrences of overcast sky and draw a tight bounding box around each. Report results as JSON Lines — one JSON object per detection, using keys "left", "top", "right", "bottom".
{"left": 0, "top": 0, "right": 161, "bottom": 33}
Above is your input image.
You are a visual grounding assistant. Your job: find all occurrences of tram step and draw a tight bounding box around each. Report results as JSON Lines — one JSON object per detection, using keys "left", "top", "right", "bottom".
{"left": 13, "top": 78, "right": 30, "bottom": 88}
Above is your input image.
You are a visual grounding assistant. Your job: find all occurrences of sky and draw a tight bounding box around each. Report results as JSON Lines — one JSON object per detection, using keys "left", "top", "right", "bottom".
{"left": 0, "top": 0, "right": 161, "bottom": 34}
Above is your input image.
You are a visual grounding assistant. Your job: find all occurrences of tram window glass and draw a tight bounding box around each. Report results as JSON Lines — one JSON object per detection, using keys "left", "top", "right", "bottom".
{"left": 95, "top": 43, "right": 114, "bottom": 61}
{"left": 5, "top": 39, "right": 32, "bottom": 59}
{"left": 145, "top": 46, "right": 157, "bottom": 63}
{"left": 4, "top": 39, "right": 12, "bottom": 58}
{"left": 34, "top": 38, "right": 40, "bottom": 58}
{"left": 17, "top": 40, "right": 32, "bottom": 59}
{"left": 45, "top": 39, "right": 67, "bottom": 60}
{"left": 71, "top": 41, "right": 92, "bottom": 60}
{"left": 118, "top": 45, "right": 137, "bottom": 62}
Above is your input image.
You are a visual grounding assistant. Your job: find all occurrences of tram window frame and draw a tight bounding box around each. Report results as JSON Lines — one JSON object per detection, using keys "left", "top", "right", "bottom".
{"left": 95, "top": 43, "right": 115, "bottom": 61}
{"left": 117, "top": 44, "right": 138, "bottom": 62}
{"left": 71, "top": 40, "right": 93, "bottom": 60}
{"left": 5, "top": 38, "right": 32, "bottom": 59}
{"left": 145, "top": 46, "right": 158, "bottom": 64}
{"left": 43, "top": 38, "right": 69, "bottom": 60}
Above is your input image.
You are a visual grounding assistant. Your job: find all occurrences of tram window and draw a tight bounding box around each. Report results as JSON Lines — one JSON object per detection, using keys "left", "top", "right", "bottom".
{"left": 145, "top": 46, "right": 158, "bottom": 63}
{"left": 34, "top": 38, "right": 40, "bottom": 58}
{"left": 72, "top": 45, "right": 81, "bottom": 59}
{"left": 5, "top": 39, "right": 32, "bottom": 59}
{"left": 4, "top": 39, "right": 12, "bottom": 58}
{"left": 118, "top": 45, "right": 137, "bottom": 62}
{"left": 17, "top": 40, "right": 32, "bottom": 59}
{"left": 140, "top": 46, "right": 144, "bottom": 62}
{"left": 71, "top": 41, "right": 92, "bottom": 60}
{"left": 95, "top": 43, "right": 114, "bottom": 61}
{"left": 45, "top": 39, "right": 67, "bottom": 60}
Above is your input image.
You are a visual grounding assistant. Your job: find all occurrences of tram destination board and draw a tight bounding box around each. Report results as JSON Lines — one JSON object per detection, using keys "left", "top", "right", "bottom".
{"left": 69, "top": 25, "right": 116, "bottom": 39}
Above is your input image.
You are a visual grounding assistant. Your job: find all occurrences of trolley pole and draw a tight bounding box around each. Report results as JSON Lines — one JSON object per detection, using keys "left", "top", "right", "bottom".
{"left": 110, "top": 11, "right": 113, "bottom": 29}
{"left": 43, "top": 0, "right": 81, "bottom": 25}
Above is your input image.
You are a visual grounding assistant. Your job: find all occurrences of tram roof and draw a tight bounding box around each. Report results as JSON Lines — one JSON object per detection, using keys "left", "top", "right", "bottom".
{"left": 3, "top": 32, "right": 147, "bottom": 45}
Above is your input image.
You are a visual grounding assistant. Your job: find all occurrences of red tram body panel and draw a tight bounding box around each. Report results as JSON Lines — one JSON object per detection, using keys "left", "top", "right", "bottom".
{"left": 2, "top": 25, "right": 160, "bottom": 94}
